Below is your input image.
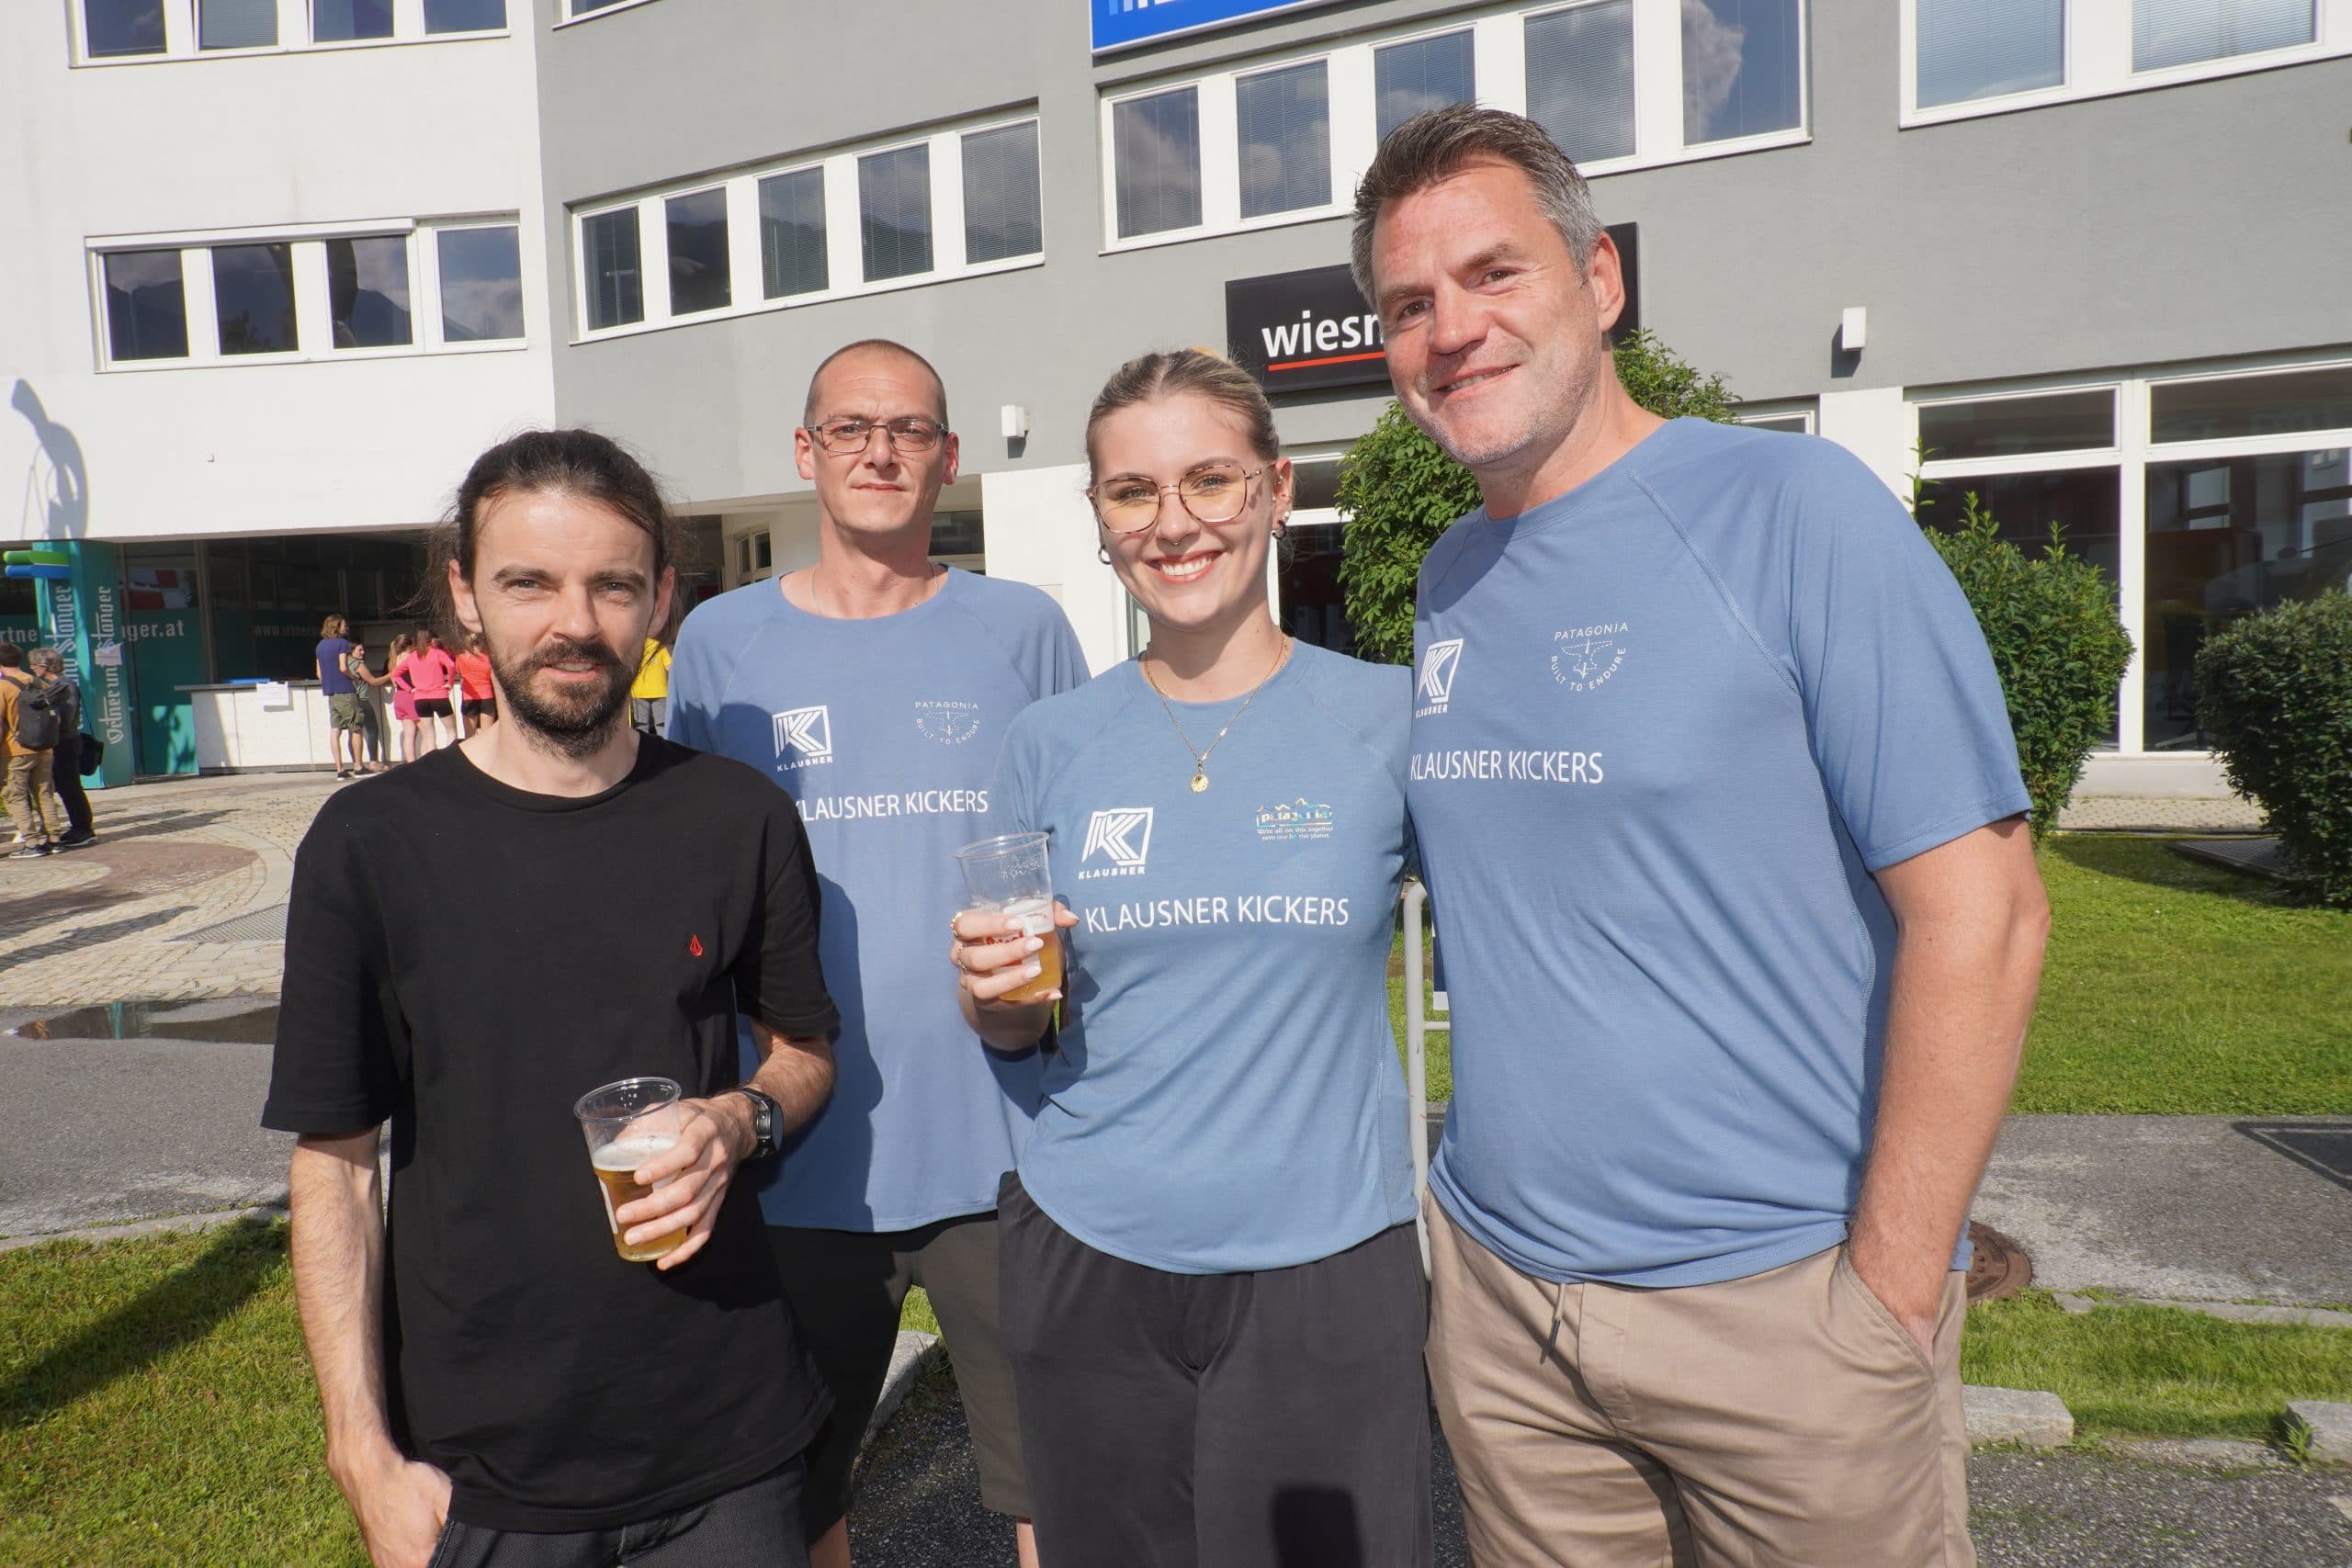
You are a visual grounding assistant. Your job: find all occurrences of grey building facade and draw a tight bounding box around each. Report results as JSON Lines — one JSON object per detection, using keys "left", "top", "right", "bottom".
{"left": 533, "top": 0, "right": 2352, "bottom": 788}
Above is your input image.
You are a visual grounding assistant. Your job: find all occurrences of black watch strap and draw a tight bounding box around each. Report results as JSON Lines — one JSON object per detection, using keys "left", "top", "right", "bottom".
{"left": 727, "top": 1086, "right": 782, "bottom": 1161}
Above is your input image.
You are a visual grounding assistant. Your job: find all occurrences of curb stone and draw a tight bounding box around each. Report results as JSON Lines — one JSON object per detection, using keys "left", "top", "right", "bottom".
{"left": 2054, "top": 1292, "right": 2352, "bottom": 1329}
{"left": 1964, "top": 1384, "right": 2074, "bottom": 1449}
{"left": 0, "top": 1201, "right": 287, "bottom": 1255}
{"left": 862, "top": 1330, "right": 944, "bottom": 1450}
{"left": 2285, "top": 1401, "right": 2352, "bottom": 1466}
{"left": 2112, "top": 1438, "right": 2282, "bottom": 1471}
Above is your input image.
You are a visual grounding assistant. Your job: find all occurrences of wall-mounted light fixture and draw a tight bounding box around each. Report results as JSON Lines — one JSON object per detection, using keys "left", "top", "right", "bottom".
{"left": 1000, "top": 404, "right": 1030, "bottom": 441}
{"left": 1839, "top": 307, "right": 1868, "bottom": 353}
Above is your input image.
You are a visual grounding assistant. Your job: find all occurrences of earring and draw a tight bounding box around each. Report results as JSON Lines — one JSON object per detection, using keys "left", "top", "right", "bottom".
{"left": 1097, "top": 544, "right": 1112, "bottom": 564}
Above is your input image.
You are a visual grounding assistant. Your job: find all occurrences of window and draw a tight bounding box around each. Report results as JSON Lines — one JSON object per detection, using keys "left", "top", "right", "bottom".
{"left": 198, "top": 0, "right": 277, "bottom": 49}
{"left": 1917, "top": 389, "right": 2115, "bottom": 459}
{"left": 424, "top": 0, "right": 505, "bottom": 28}
{"left": 1916, "top": 0, "right": 2065, "bottom": 106}
{"left": 327, "top": 236, "right": 412, "bottom": 348}
{"left": 212, "top": 243, "right": 298, "bottom": 354}
{"left": 1375, "top": 30, "right": 1476, "bottom": 140}
{"left": 665, "top": 188, "right": 731, "bottom": 315}
{"left": 1114, "top": 88, "right": 1203, "bottom": 238}
{"left": 1526, "top": 2, "right": 1637, "bottom": 164}
{"left": 436, "top": 226, "right": 525, "bottom": 342}
{"left": 582, "top": 209, "right": 644, "bottom": 330}
{"left": 103, "top": 250, "right": 187, "bottom": 361}
{"left": 1237, "top": 62, "right": 1332, "bottom": 219}
{"left": 1906, "top": 0, "right": 2341, "bottom": 122}
{"left": 573, "top": 112, "right": 1043, "bottom": 338}
{"left": 759, "top": 168, "right": 829, "bottom": 299}
{"left": 962, "top": 122, "right": 1044, "bottom": 263}
{"left": 2134, "top": 0, "right": 2313, "bottom": 68}
{"left": 1682, "top": 0, "right": 1804, "bottom": 142}
{"left": 2151, "top": 365, "right": 2352, "bottom": 441}
{"left": 1103, "top": 5, "right": 1811, "bottom": 253}
{"left": 84, "top": 0, "right": 165, "bottom": 57}
{"left": 1914, "top": 358, "right": 2352, "bottom": 754}
{"left": 313, "top": 0, "right": 394, "bottom": 42}
{"left": 859, "top": 144, "right": 933, "bottom": 283}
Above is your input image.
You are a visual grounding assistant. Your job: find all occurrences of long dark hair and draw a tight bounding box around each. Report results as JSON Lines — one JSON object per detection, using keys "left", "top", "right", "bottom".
{"left": 423, "top": 429, "right": 684, "bottom": 639}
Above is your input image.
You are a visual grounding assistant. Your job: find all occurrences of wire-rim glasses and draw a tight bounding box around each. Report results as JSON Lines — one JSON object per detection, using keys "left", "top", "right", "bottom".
{"left": 1091, "top": 463, "right": 1268, "bottom": 535}
{"left": 808, "top": 416, "right": 948, "bottom": 455}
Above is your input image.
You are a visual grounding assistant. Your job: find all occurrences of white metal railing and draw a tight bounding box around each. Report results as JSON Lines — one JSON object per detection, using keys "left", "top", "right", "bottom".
{"left": 1402, "top": 878, "right": 1447, "bottom": 1274}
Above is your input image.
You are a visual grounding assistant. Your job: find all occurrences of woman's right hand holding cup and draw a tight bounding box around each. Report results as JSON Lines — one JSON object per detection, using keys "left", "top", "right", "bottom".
{"left": 951, "top": 903, "right": 1075, "bottom": 1008}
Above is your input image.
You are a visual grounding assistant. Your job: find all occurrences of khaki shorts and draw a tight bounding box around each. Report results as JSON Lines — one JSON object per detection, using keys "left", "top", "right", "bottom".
{"left": 1426, "top": 1194, "right": 1973, "bottom": 1568}
{"left": 328, "top": 692, "right": 368, "bottom": 731}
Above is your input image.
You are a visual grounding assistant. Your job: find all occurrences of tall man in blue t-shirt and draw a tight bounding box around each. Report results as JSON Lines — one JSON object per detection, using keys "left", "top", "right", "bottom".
{"left": 1353, "top": 107, "right": 2051, "bottom": 1567}
{"left": 669, "top": 340, "right": 1085, "bottom": 1568}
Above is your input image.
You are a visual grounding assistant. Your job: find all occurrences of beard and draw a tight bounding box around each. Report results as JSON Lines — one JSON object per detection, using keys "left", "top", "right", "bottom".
{"left": 486, "top": 632, "right": 633, "bottom": 760}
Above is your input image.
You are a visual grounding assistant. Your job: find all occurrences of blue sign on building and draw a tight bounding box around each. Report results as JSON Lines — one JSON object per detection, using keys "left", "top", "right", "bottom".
{"left": 1092, "top": 0, "right": 1334, "bottom": 53}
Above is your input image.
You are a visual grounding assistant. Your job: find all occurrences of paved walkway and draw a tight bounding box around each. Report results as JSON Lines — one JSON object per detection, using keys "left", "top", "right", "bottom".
{"left": 0, "top": 772, "right": 338, "bottom": 1007}
{"left": 2056, "top": 795, "right": 2266, "bottom": 832}
{"left": 1975, "top": 1115, "right": 2350, "bottom": 1309}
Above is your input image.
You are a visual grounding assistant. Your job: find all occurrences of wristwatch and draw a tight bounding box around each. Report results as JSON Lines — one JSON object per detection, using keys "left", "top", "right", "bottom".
{"left": 724, "top": 1086, "right": 784, "bottom": 1163}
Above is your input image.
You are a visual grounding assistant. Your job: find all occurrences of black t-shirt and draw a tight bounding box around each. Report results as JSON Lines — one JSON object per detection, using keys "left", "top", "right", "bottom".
{"left": 263, "top": 739, "right": 840, "bottom": 1532}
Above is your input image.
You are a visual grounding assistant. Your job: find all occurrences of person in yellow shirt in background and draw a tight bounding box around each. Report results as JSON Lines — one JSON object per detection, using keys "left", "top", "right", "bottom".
{"left": 631, "top": 634, "right": 673, "bottom": 737}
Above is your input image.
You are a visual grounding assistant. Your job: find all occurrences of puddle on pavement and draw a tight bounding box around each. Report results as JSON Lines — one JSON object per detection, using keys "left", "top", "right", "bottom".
{"left": 7, "top": 998, "right": 279, "bottom": 1043}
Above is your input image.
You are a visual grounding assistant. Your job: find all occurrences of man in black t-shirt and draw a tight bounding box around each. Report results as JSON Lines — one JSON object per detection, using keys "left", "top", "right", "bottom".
{"left": 266, "top": 430, "right": 841, "bottom": 1568}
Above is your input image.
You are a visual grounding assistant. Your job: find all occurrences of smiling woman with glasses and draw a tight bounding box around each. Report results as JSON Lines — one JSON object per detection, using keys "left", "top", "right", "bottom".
{"left": 948, "top": 348, "right": 1433, "bottom": 1567}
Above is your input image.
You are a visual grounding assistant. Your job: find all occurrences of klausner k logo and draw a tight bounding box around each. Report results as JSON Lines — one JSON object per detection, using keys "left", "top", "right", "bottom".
{"left": 1077, "top": 807, "right": 1154, "bottom": 879}
{"left": 1416, "top": 638, "right": 1464, "bottom": 716}
{"left": 771, "top": 705, "right": 833, "bottom": 767}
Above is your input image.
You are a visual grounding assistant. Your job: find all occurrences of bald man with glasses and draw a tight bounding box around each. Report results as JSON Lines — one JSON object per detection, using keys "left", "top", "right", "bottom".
{"left": 668, "top": 340, "right": 1086, "bottom": 1568}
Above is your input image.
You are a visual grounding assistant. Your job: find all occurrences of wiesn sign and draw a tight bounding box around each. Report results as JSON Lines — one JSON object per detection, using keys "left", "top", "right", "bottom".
{"left": 1225, "top": 223, "right": 1643, "bottom": 397}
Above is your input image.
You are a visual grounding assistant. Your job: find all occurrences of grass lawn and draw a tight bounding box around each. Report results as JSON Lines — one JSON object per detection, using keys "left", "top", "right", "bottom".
{"left": 1391, "top": 835, "right": 2352, "bottom": 1116}
{"left": 1962, "top": 1290, "right": 2352, "bottom": 1442}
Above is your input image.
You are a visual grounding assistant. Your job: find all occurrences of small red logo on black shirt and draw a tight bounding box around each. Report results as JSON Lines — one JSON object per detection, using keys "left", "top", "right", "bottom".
{"left": 689, "top": 934, "right": 705, "bottom": 957}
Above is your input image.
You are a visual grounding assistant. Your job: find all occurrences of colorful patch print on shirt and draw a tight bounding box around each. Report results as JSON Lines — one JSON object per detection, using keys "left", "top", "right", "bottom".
{"left": 1253, "top": 796, "right": 1335, "bottom": 841}
{"left": 913, "top": 699, "right": 981, "bottom": 746}
{"left": 1416, "top": 637, "right": 1464, "bottom": 716}
{"left": 770, "top": 705, "right": 834, "bottom": 770}
{"left": 1076, "top": 807, "right": 1154, "bottom": 879}
{"left": 1550, "top": 622, "right": 1627, "bottom": 693}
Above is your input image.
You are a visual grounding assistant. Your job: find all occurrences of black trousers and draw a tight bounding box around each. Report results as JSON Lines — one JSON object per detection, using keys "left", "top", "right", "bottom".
{"left": 1000, "top": 1174, "right": 1434, "bottom": 1568}
{"left": 51, "top": 736, "right": 93, "bottom": 836}
{"left": 425, "top": 1459, "right": 808, "bottom": 1568}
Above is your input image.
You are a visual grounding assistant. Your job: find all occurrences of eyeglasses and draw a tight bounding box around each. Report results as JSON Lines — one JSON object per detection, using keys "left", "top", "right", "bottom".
{"left": 1091, "top": 462, "right": 1268, "bottom": 535}
{"left": 808, "top": 416, "right": 948, "bottom": 455}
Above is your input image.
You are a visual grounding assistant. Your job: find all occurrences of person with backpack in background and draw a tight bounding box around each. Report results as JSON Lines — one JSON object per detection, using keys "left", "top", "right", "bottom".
{"left": 2, "top": 643, "right": 68, "bottom": 859}
{"left": 28, "top": 648, "right": 95, "bottom": 847}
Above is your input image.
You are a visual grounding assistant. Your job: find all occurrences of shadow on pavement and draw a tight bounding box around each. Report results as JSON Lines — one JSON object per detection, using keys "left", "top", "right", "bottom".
{"left": 0, "top": 1221, "right": 282, "bottom": 1431}
{"left": 0, "top": 906, "right": 197, "bottom": 976}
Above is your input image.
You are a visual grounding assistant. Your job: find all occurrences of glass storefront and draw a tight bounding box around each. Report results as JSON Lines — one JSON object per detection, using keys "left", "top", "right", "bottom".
{"left": 1913, "top": 358, "right": 2352, "bottom": 756}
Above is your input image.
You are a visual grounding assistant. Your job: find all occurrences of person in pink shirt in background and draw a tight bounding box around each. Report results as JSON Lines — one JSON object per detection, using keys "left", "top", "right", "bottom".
{"left": 395, "top": 628, "right": 460, "bottom": 756}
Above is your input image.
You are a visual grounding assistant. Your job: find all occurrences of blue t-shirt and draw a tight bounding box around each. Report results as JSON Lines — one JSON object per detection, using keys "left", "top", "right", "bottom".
{"left": 1408, "top": 419, "right": 2030, "bottom": 1289}
{"left": 993, "top": 642, "right": 1419, "bottom": 1274}
{"left": 317, "top": 637, "right": 356, "bottom": 695}
{"left": 668, "top": 569, "right": 1089, "bottom": 1231}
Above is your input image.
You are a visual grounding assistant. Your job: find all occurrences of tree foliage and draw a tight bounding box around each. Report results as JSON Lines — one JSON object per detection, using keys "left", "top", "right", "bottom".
{"left": 1336, "top": 330, "right": 1738, "bottom": 665}
{"left": 1920, "top": 497, "right": 2135, "bottom": 842}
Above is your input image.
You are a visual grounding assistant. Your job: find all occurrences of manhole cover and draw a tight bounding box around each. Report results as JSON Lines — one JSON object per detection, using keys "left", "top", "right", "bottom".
{"left": 1967, "top": 1221, "right": 2032, "bottom": 1303}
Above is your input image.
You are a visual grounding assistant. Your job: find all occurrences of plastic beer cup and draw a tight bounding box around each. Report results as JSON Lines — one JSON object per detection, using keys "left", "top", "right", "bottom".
{"left": 955, "top": 831, "right": 1063, "bottom": 1005}
{"left": 573, "top": 1076, "right": 690, "bottom": 1263}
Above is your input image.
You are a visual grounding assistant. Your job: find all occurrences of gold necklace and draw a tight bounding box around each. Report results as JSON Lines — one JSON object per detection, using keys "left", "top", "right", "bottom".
{"left": 1139, "top": 636, "right": 1292, "bottom": 793}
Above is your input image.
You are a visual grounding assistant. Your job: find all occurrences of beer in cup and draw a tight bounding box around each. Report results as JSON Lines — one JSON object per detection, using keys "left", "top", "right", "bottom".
{"left": 955, "top": 831, "right": 1063, "bottom": 1005}
{"left": 572, "top": 1077, "right": 691, "bottom": 1263}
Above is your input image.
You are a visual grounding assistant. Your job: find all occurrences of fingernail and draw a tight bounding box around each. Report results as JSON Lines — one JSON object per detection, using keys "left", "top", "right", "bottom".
{"left": 1024, "top": 937, "right": 1044, "bottom": 953}
{"left": 1022, "top": 961, "right": 1041, "bottom": 978}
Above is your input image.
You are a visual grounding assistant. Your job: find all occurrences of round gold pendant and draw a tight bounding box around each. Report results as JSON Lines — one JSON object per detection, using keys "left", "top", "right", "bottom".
{"left": 1190, "top": 772, "right": 1208, "bottom": 793}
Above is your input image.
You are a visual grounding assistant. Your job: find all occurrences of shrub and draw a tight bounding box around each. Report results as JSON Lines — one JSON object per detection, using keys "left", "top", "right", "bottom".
{"left": 1921, "top": 496, "right": 2134, "bottom": 842}
{"left": 2194, "top": 592, "right": 2352, "bottom": 907}
{"left": 1336, "top": 330, "right": 1737, "bottom": 665}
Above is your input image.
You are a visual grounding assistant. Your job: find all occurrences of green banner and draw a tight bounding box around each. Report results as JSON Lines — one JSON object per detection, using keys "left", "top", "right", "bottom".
{"left": 36, "top": 540, "right": 136, "bottom": 789}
